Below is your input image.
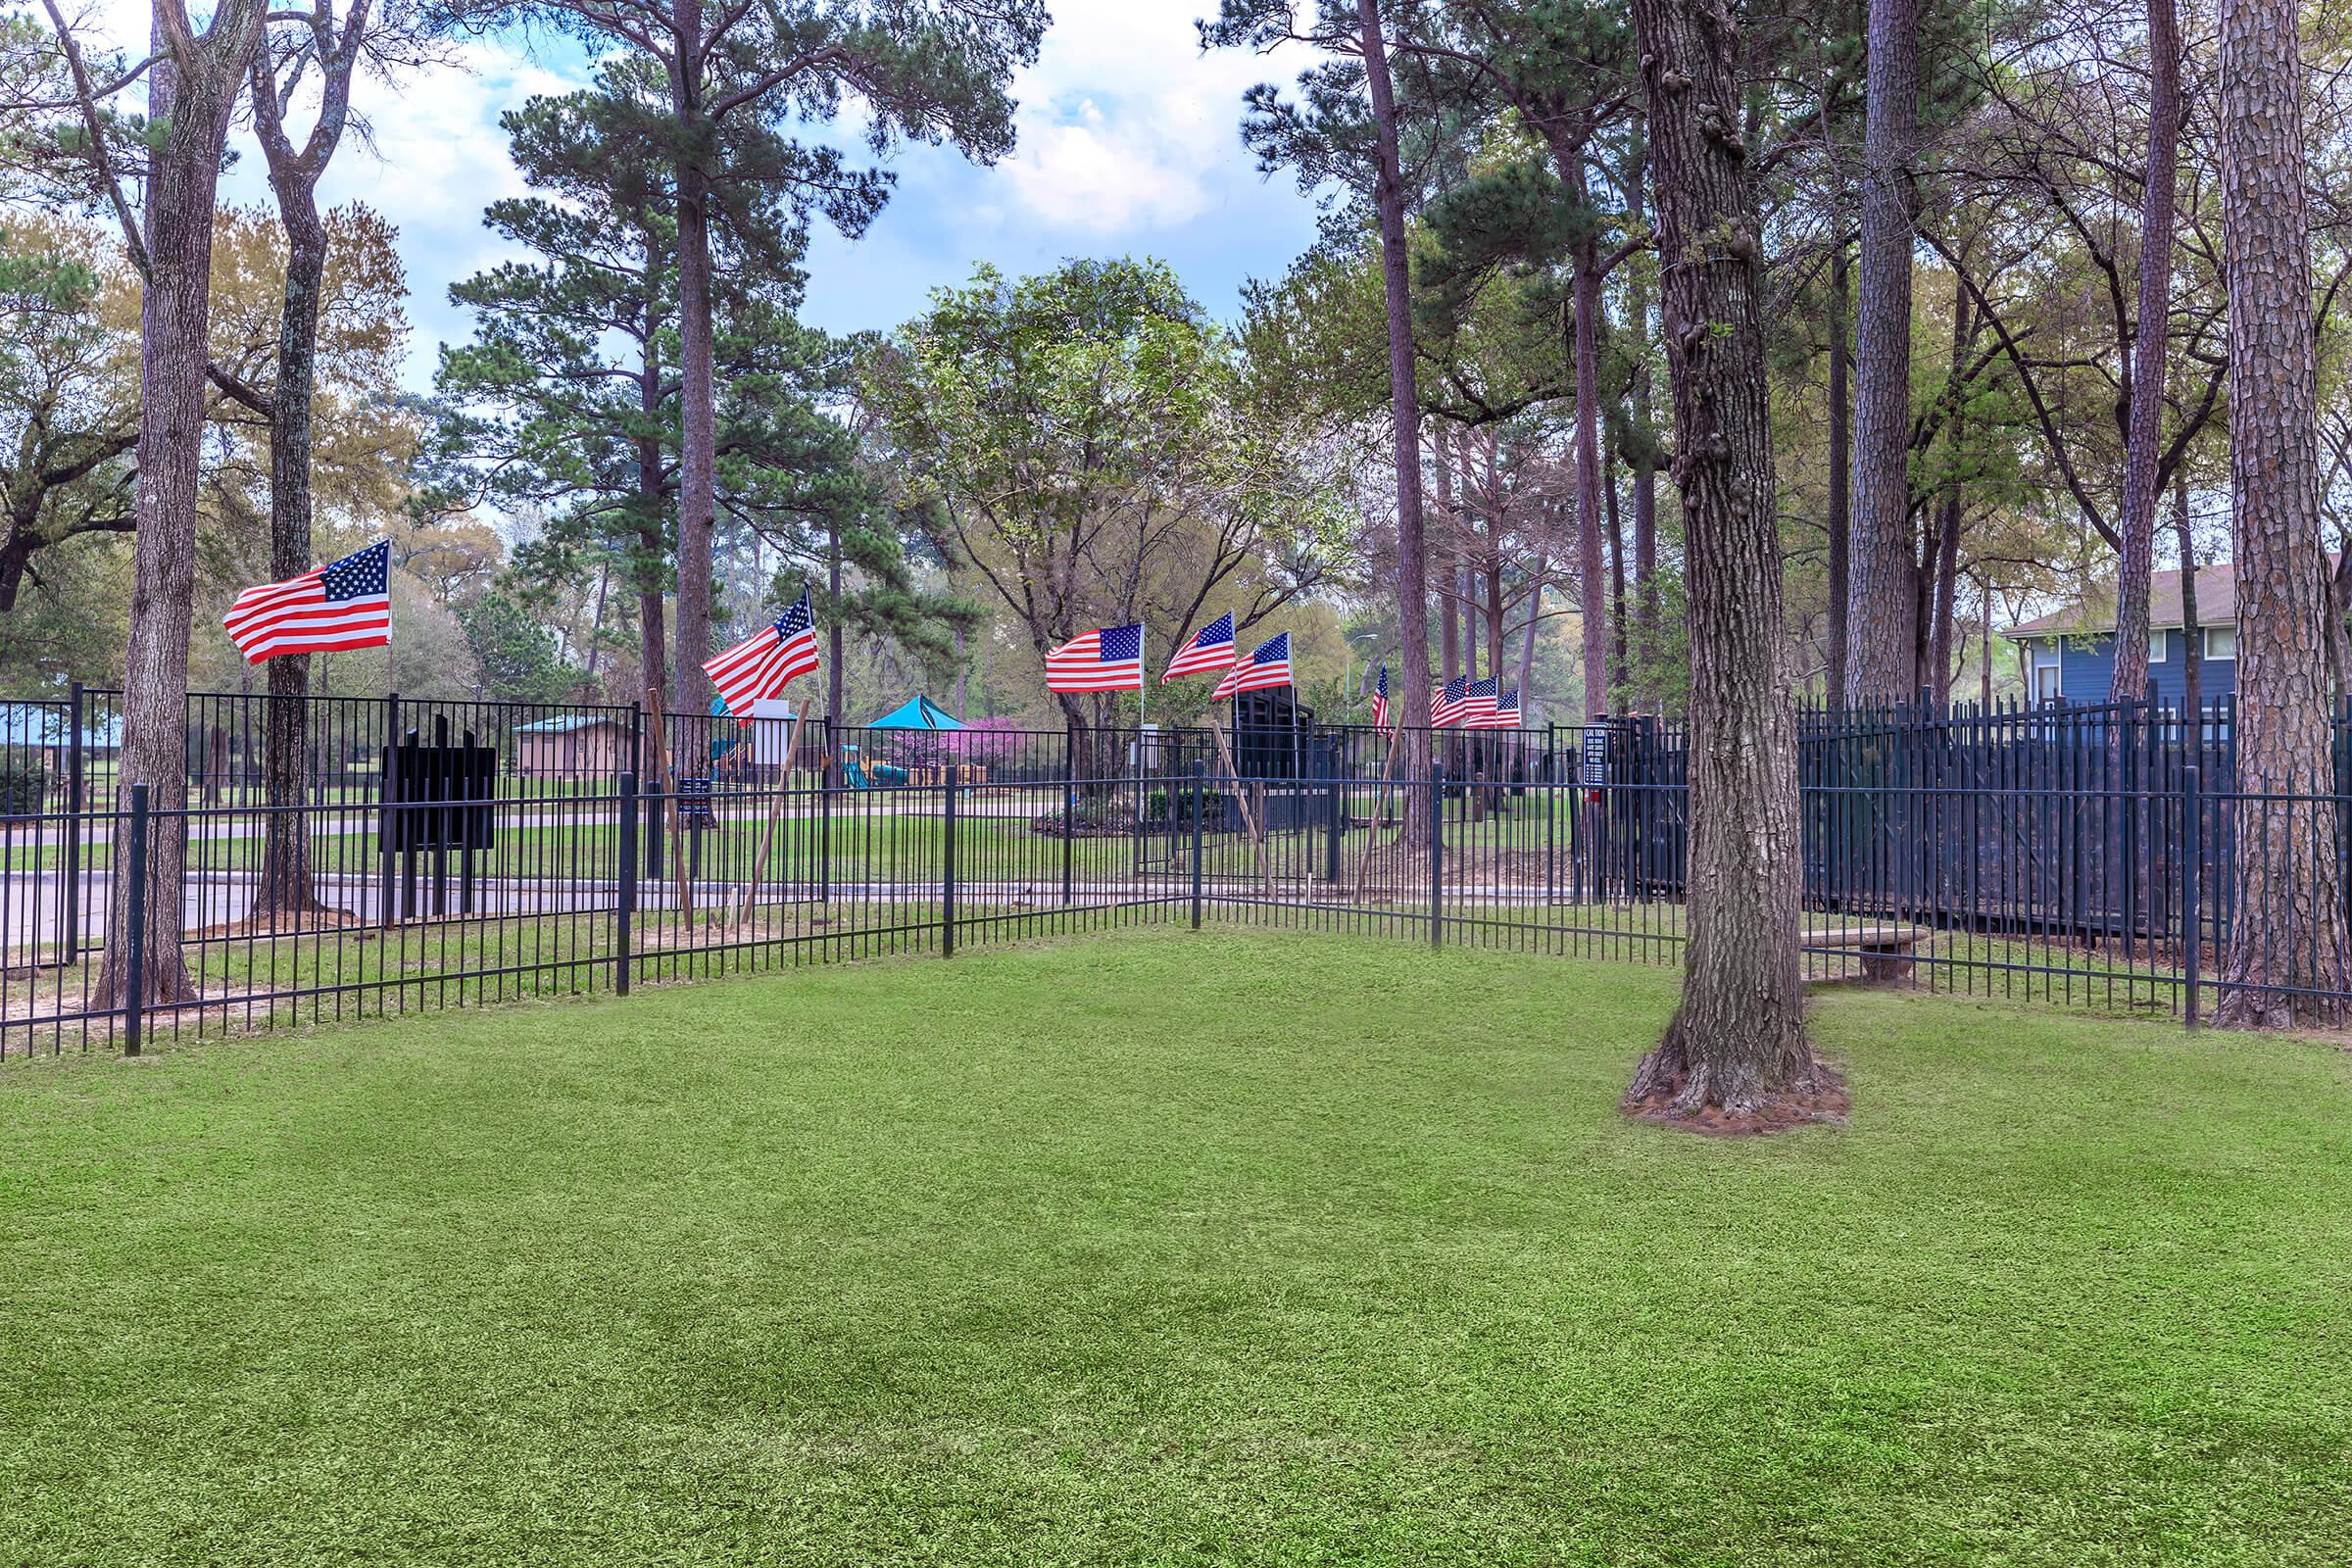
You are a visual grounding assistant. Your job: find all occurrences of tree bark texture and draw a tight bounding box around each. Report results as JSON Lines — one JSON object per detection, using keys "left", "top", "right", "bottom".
{"left": 1827, "top": 220, "right": 1852, "bottom": 702}
{"left": 1927, "top": 270, "right": 1970, "bottom": 700}
{"left": 1573, "top": 241, "right": 1611, "bottom": 715}
{"left": 1623, "top": 0, "right": 1823, "bottom": 1122}
{"left": 1844, "top": 0, "right": 1920, "bottom": 702}
{"left": 2107, "top": 0, "right": 2181, "bottom": 711}
{"left": 2214, "top": 0, "right": 2347, "bottom": 1026}
{"left": 104, "top": 0, "right": 270, "bottom": 1007}
{"left": 670, "top": 0, "right": 716, "bottom": 742}
{"left": 1358, "top": 0, "right": 1435, "bottom": 837}
{"left": 2175, "top": 473, "right": 2202, "bottom": 722}
{"left": 1435, "top": 426, "right": 1459, "bottom": 684}
{"left": 1626, "top": 136, "right": 1662, "bottom": 711}
{"left": 247, "top": 2, "right": 370, "bottom": 921}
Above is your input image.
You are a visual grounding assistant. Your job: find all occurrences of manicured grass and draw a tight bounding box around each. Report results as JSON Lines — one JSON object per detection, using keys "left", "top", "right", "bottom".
{"left": 3, "top": 931, "right": 2349, "bottom": 1564}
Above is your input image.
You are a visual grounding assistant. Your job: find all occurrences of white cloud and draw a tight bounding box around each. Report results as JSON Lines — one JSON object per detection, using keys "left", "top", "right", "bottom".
{"left": 994, "top": 2, "right": 1303, "bottom": 234}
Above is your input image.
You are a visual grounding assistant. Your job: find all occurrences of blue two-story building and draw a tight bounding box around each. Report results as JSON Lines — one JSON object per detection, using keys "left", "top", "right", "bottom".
{"left": 2003, "top": 564, "right": 2237, "bottom": 707}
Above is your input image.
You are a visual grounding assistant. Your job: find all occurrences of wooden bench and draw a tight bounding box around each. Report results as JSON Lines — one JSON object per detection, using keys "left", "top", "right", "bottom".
{"left": 1805, "top": 923, "right": 1929, "bottom": 985}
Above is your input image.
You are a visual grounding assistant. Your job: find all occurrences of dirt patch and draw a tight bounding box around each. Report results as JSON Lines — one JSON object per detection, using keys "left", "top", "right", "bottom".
{"left": 1620, "top": 1059, "right": 1850, "bottom": 1137}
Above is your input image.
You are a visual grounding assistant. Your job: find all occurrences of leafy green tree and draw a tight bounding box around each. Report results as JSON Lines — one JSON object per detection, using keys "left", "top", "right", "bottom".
{"left": 459, "top": 587, "right": 576, "bottom": 701}
{"left": 865, "top": 258, "right": 1347, "bottom": 775}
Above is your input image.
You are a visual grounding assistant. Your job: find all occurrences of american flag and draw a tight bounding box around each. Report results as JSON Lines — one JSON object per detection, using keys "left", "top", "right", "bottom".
{"left": 1431, "top": 676, "right": 1469, "bottom": 728}
{"left": 1463, "top": 677, "right": 1499, "bottom": 727}
{"left": 1211, "top": 632, "right": 1293, "bottom": 699}
{"left": 1369, "top": 663, "right": 1392, "bottom": 731}
{"left": 222, "top": 539, "right": 392, "bottom": 663}
{"left": 1046, "top": 623, "right": 1145, "bottom": 692}
{"left": 1161, "top": 612, "right": 1236, "bottom": 682}
{"left": 704, "top": 589, "right": 819, "bottom": 720}
{"left": 1468, "top": 681, "right": 1521, "bottom": 729}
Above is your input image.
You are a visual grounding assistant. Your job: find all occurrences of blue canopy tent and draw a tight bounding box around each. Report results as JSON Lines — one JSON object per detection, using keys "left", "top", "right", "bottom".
{"left": 865, "top": 696, "right": 964, "bottom": 730}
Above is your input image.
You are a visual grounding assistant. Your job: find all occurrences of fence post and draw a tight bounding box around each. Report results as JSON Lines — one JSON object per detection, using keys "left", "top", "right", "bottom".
{"left": 1326, "top": 760, "right": 1344, "bottom": 883}
{"left": 1062, "top": 724, "right": 1076, "bottom": 906}
{"left": 940, "top": 778, "right": 957, "bottom": 959}
{"left": 378, "top": 692, "right": 400, "bottom": 930}
{"left": 1430, "top": 764, "right": 1446, "bottom": 950}
{"left": 122, "top": 783, "right": 148, "bottom": 1057}
{"left": 1191, "top": 760, "right": 1205, "bottom": 930}
{"left": 615, "top": 770, "right": 637, "bottom": 998}
{"left": 62, "top": 680, "right": 83, "bottom": 963}
{"left": 2182, "top": 762, "right": 2201, "bottom": 1029}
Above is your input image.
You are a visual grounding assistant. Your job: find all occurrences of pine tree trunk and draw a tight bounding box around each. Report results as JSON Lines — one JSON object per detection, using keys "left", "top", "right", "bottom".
{"left": 1606, "top": 458, "right": 1629, "bottom": 698}
{"left": 2176, "top": 475, "right": 2202, "bottom": 722}
{"left": 1623, "top": 0, "right": 1829, "bottom": 1126}
{"left": 2214, "top": 0, "right": 2348, "bottom": 1026}
{"left": 1435, "top": 427, "right": 1459, "bottom": 684}
{"left": 670, "top": 14, "right": 716, "bottom": 748}
{"left": 1845, "top": 0, "right": 1920, "bottom": 701}
{"left": 1572, "top": 239, "right": 1610, "bottom": 716}
{"left": 1927, "top": 271, "right": 1970, "bottom": 704}
{"left": 102, "top": 2, "right": 269, "bottom": 1007}
{"left": 1827, "top": 218, "right": 1852, "bottom": 702}
{"left": 1626, "top": 136, "right": 1662, "bottom": 711}
{"left": 2109, "top": 0, "right": 2181, "bottom": 711}
{"left": 1358, "top": 0, "right": 1435, "bottom": 841}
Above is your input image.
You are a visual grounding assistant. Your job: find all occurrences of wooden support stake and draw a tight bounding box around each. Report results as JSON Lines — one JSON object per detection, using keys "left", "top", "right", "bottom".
{"left": 1209, "top": 721, "right": 1275, "bottom": 898}
{"left": 735, "top": 709, "right": 807, "bottom": 930}
{"left": 1353, "top": 720, "right": 1408, "bottom": 902}
{"left": 645, "top": 686, "right": 695, "bottom": 924}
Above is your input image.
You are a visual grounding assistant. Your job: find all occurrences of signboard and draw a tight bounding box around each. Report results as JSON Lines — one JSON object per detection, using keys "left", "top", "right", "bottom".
{"left": 380, "top": 723, "right": 497, "bottom": 850}
{"left": 746, "top": 698, "right": 799, "bottom": 767}
{"left": 677, "top": 776, "right": 715, "bottom": 826}
{"left": 1580, "top": 727, "right": 1610, "bottom": 787}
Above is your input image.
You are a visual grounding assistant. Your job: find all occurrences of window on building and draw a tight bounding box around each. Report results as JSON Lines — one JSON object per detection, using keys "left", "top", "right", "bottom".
{"left": 2148, "top": 629, "right": 2168, "bottom": 662}
{"left": 2205, "top": 626, "right": 2236, "bottom": 662}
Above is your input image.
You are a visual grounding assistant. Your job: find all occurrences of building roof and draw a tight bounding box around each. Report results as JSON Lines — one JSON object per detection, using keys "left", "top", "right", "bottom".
{"left": 2004, "top": 564, "right": 2240, "bottom": 640}
{"left": 515, "top": 713, "right": 627, "bottom": 735}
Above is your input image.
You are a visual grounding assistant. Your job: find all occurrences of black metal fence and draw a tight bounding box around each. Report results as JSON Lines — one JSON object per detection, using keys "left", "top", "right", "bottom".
{"left": 11, "top": 689, "right": 2352, "bottom": 1058}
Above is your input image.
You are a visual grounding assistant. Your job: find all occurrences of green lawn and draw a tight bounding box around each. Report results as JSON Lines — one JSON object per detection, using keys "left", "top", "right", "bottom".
{"left": 4, "top": 931, "right": 2348, "bottom": 1565}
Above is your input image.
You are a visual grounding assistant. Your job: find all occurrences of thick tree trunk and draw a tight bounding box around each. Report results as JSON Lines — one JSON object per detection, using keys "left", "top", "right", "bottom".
{"left": 103, "top": 2, "right": 268, "bottom": 1008}
{"left": 1827, "top": 219, "right": 1852, "bottom": 702}
{"left": 1624, "top": 0, "right": 1827, "bottom": 1126}
{"left": 248, "top": 14, "right": 368, "bottom": 922}
{"left": 670, "top": 17, "right": 716, "bottom": 747}
{"left": 2108, "top": 0, "right": 2181, "bottom": 711}
{"left": 1358, "top": 0, "right": 1435, "bottom": 841}
{"left": 1845, "top": 0, "right": 1920, "bottom": 702}
{"left": 2214, "top": 0, "right": 2348, "bottom": 1026}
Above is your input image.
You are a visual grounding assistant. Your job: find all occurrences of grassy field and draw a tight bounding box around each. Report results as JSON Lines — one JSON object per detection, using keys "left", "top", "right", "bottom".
{"left": 3, "top": 931, "right": 2348, "bottom": 1564}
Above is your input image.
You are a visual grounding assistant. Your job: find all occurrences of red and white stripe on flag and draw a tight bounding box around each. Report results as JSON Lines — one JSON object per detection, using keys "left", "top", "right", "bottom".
{"left": 1045, "top": 623, "right": 1146, "bottom": 692}
{"left": 1210, "top": 632, "right": 1293, "bottom": 699}
{"left": 705, "top": 591, "right": 819, "bottom": 720}
{"left": 222, "top": 539, "right": 392, "bottom": 663}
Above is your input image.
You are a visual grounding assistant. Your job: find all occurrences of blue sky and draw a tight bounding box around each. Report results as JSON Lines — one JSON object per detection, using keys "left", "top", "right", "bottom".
{"left": 160, "top": 0, "right": 1330, "bottom": 389}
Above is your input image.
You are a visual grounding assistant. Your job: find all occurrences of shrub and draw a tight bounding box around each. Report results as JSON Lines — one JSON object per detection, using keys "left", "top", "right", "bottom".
{"left": 0, "top": 751, "right": 48, "bottom": 816}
